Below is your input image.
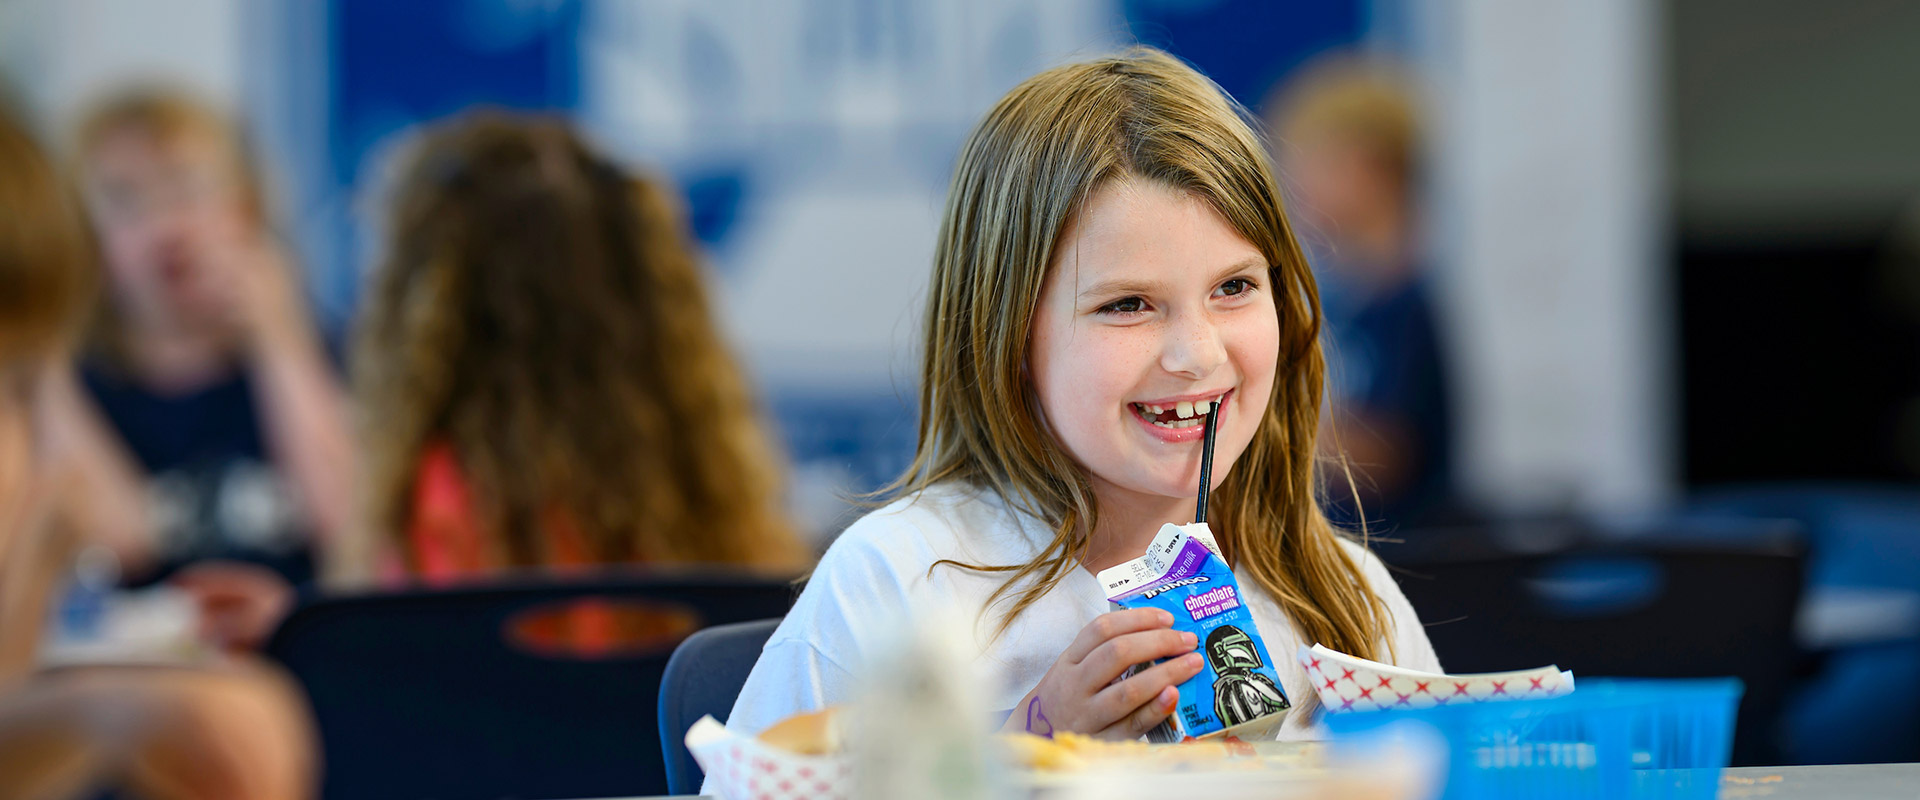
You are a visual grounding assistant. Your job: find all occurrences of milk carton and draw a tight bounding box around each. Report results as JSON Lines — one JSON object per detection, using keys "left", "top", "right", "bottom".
{"left": 1097, "top": 523, "right": 1290, "bottom": 742}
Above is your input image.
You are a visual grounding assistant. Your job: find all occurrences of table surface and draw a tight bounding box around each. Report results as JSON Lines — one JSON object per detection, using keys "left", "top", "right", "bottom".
{"left": 597, "top": 762, "right": 1920, "bottom": 800}
{"left": 1714, "top": 763, "right": 1920, "bottom": 799}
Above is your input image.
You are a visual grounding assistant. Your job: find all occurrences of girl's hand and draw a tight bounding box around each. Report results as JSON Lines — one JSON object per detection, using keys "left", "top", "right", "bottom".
{"left": 197, "top": 235, "right": 315, "bottom": 360}
{"left": 1001, "top": 608, "right": 1205, "bottom": 740}
{"left": 170, "top": 561, "right": 296, "bottom": 654}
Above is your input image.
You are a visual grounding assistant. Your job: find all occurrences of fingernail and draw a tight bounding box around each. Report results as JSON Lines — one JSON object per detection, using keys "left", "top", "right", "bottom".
{"left": 1185, "top": 652, "right": 1204, "bottom": 669}
{"left": 1159, "top": 687, "right": 1179, "bottom": 711}
{"left": 1181, "top": 631, "right": 1198, "bottom": 648}
{"left": 1159, "top": 609, "right": 1176, "bottom": 624}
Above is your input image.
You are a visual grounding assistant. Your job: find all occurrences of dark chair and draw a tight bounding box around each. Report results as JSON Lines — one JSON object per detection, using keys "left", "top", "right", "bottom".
{"left": 1684, "top": 482, "right": 1920, "bottom": 591}
{"left": 657, "top": 617, "right": 783, "bottom": 794}
{"left": 1379, "top": 516, "right": 1805, "bottom": 767}
{"left": 264, "top": 570, "right": 797, "bottom": 800}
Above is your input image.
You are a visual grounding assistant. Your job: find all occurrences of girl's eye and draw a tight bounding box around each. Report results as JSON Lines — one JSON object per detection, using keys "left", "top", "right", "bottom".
{"left": 1217, "top": 277, "right": 1257, "bottom": 297}
{"left": 1099, "top": 296, "right": 1147, "bottom": 315}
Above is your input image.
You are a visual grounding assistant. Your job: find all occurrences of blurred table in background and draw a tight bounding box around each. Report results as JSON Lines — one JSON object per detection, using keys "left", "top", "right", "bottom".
{"left": 1797, "top": 586, "right": 1920, "bottom": 650}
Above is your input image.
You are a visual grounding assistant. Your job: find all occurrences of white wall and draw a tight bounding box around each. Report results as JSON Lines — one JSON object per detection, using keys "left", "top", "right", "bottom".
{"left": 0, "top": 0, "right": 245, "bottom": 133}
{"left": 1411, "top": 0, "right": 1671, "bottom": 513}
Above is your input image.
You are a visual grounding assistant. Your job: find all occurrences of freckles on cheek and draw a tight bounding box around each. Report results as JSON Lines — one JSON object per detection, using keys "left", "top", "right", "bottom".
{"left": 1070, "top": 327, "right": 1148, "bottom": 397}
{"left": 1229, "top": 300, "right": 1282, "bottom": 367}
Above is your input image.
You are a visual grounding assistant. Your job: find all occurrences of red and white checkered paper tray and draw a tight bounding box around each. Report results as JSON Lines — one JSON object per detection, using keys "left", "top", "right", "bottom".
{"left": 684, "top": 715, "right": 853, "bottom": 800}
{"left": 1298, "top": 643, "right": 1575, "bottom": 713}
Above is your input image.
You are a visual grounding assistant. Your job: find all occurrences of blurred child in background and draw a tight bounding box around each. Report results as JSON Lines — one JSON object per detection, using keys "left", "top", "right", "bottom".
{"left": 52, "top": 87, "right": 352, "bottom": 593}
{"left": 346, "top": 112, "right": 805, "bottom": 589}
{"left": 0, "top": 95, "right": 315, "bottom": 800}
{"left": 1267, "top": 56, "right": 1456, "bottom": 530}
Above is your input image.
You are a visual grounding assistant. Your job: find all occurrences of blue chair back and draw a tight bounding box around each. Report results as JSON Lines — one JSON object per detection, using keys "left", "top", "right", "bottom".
{"left": 658, "top": 617, "right": 783, "bottom": 794}
{"left": 264, "top": 571, "right": 795, "bottom": 800}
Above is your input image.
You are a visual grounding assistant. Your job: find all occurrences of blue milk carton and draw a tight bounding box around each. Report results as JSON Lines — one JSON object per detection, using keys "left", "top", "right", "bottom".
{"left": 1097, "top": 523, "right": 1290, "bottom": 742}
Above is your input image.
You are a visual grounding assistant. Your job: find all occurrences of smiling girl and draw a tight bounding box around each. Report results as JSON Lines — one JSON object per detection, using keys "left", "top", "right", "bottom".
{"left": 723, "top": 47, "right": 1440, "bottom": 746}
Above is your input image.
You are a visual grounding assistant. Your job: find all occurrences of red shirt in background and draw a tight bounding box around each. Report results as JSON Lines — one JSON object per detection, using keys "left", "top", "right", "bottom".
{"left": 404, "top": 441, "right": 625, "bottom": 656}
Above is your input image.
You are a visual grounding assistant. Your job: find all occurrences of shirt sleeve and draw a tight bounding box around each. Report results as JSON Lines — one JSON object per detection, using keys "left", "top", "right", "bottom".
{"left": 1338, "top": 539, "right": 1443, "bottom": 673}
{"left": 698, "top": 507, "right": 930, "bottom": 796}
{"left": 1361, "top": 547, "right": 1444, "bottom": 673}
{"left": 699, "top": 638, "right": 856, "bottom": 796}
{"left": 719, "top": 638, "right": 858, "bottom": 736}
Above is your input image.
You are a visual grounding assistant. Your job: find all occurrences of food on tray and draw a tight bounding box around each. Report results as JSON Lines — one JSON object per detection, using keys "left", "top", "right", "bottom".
{"left": 1000, "top": 732, "right": 1094, "bottom": 771}
{"left": 998, "top": 731, "right": 1322, "bottom": 774}
{"left": 756, "top": 706, "right": 844, "bottom": 755}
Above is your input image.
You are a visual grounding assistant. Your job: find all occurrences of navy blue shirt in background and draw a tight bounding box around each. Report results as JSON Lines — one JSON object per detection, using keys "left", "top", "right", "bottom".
{"left": 1318, "top": 271, "right": 1456, "bottom": 531}
{"left": 82, "top": 359, "right": 319, "bottom": 585}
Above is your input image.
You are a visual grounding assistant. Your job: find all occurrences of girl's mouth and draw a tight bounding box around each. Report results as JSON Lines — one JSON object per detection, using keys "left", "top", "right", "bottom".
{"left": 1128, "top": 390, "right": 1231, "bottom": 440}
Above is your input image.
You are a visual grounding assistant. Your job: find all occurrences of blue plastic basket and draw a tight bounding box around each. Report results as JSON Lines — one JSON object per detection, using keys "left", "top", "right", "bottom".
{"left": 1324, "top": 678, "right": 1743, "bottom": 800}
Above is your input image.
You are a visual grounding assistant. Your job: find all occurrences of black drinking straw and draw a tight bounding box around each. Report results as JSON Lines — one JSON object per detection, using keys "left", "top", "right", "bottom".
{"left": 1195, "top": 403, "right": 1219, "bottom": 524}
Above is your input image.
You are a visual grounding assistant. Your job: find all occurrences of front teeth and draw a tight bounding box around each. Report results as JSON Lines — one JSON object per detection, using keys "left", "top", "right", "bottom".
{"left": 1135, "top": 397, "right": 1220, "bottom": 428}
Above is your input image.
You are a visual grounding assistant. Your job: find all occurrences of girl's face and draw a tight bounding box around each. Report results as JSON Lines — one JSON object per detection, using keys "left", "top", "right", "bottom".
{"left": 84, "top": 127, "right": 251, "bottom": 335}
{"left": 1029, "top": 179, "right": 1279, "bottom": 511}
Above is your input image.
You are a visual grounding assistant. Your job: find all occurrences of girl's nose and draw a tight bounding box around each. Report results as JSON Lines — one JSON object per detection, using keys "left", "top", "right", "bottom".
{"left": 1161, "top": 311, "right": 1228, "bottom": 379}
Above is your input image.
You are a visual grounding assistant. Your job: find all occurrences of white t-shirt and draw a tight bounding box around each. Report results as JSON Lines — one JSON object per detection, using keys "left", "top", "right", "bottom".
{"left": 718, "top": 480, "right": 1442, "bottom": 747}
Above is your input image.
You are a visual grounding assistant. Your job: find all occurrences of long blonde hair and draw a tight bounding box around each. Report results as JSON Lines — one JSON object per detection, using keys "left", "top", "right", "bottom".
{"left": 0, "top": 103, "right": 95, "bottom": 680}
{"left": 892, "top": 48, "right": 1393, "bottom": 660}
{"left": 0, "top": 108, "right": 93, "bottom": 361}
{"left": 355, "top": 112, "right": 804, "bottom": 573}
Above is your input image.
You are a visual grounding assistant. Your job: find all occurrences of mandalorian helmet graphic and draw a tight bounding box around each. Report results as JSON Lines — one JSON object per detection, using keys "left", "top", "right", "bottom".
{"left": 1213, "top": 669, "right": 1289, "bottom": 725}
{"left": 1206, "top": 625, "right": 1266, "bottom": 673}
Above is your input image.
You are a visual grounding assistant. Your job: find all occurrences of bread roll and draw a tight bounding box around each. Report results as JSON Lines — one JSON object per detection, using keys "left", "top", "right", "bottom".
{"left": 756, "top": 707, "right": 843, "bottom": 755}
